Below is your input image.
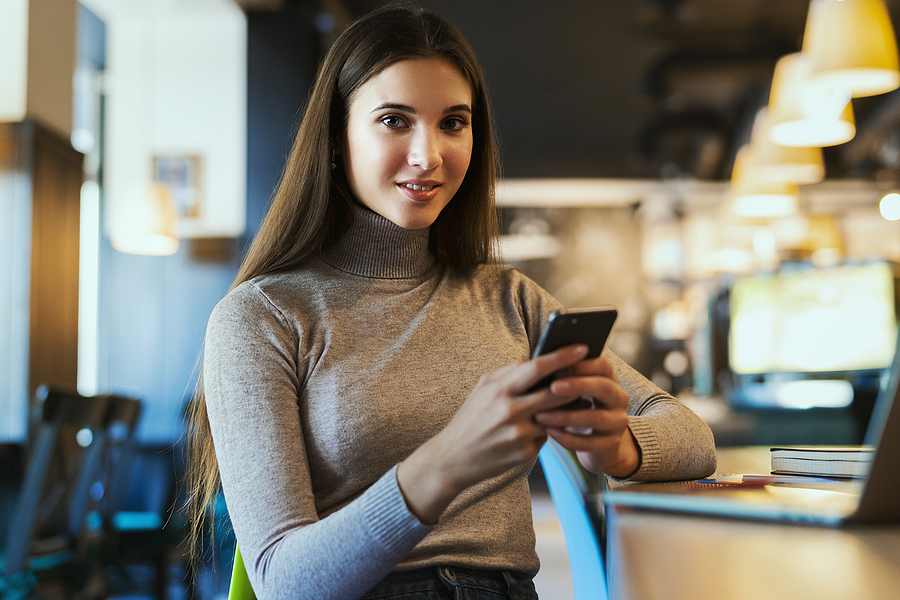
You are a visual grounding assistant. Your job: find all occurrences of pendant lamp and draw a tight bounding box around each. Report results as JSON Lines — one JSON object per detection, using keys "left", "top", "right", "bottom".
{"left": 802, "top": 0, "right": 900, "bottom": 98}
{"left": 728, "top": 145, "right": 800, "bottom": 218}
{"left": 767, "top": 52, "right": 856, "bottom": 148}
{"left": 110, "top": 182, "right": 180, "bottom": 256}
{"left": 748, "top": 107, "right": 826, "bottom": 185}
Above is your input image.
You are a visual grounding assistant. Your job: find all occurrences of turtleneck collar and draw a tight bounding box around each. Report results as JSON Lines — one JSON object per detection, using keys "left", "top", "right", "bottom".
{"left": 319, "top": 205, "right": 436, "bottom": 279}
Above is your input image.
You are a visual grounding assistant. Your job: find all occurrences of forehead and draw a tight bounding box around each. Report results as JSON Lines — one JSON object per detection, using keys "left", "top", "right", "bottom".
{"left": 350, "top": 57, "right": 473, "bottom": 109}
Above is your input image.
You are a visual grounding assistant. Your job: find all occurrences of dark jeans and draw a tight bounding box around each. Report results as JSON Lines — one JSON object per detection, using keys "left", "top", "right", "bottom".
{"left": 360, "top": 566, "right": 539, "bottom": 600}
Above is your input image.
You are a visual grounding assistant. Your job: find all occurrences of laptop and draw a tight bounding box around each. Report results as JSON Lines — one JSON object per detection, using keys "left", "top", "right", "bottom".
{"left": 604, "top": 327, "right": 900, "bottom": 526}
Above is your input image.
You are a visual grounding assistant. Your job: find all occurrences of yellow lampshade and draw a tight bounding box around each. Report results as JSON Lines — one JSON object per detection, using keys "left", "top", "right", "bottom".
{"left": 748, "top": 108, "right": 825, "bottom": 185}
{"left": 729, "top": 145, "right": 800, "bottom": 218}
{"left": 768, "top": 52, "right": 856, "bottom": 147}
{"left": 111, "top": 183, "right": 180, "bottom": 256}
{"left": 802, "top": 0, "right": 900, "bottom": 98}
{"left": 729, "top": 191, "right": 800, "bottom": 219}
{"left": 803, "top": 214, "right": 843, "bottom": 252}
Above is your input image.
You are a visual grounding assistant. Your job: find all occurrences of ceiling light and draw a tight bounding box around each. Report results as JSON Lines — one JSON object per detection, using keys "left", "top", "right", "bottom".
{"left": 802, "top": 0, "right": 900, "bottom": 98}
{"left": 730, "top": 192, "right": 800, "bottom": 219}
{"left": 728, "top": 145, "right": 800, "bottom": 218}
{"left": 768, "top": 52, "right": 856, "bottom": 148}
{"left": 110, "top": 183, "right": 180, "bottom": 256}
{"left": 748, "top": 108, "right": 825, "bottom": 185}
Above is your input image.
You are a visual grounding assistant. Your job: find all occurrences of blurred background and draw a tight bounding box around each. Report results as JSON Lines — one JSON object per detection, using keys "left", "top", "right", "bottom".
{"left": 2, "top": 0, "right": 900, "bottom": 598}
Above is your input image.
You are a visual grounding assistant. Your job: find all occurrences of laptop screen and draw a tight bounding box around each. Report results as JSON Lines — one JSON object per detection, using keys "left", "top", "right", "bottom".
{"left": 857, "top": 324, "right": 900, "bottom": 521}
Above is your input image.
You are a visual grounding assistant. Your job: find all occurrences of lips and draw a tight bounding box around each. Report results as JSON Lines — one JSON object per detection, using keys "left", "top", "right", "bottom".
{"left": 397, "top": 181, "right": 441, "bottom": 202}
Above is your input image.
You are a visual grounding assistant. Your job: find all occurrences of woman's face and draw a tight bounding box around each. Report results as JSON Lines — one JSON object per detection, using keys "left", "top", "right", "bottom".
{"left": 342, "top": 57, "right": 474, "bottom": 230}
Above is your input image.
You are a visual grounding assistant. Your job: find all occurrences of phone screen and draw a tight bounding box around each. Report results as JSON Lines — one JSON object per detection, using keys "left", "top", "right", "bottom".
{"left": 528, "top": 307, "right": 618, "bottom": 396}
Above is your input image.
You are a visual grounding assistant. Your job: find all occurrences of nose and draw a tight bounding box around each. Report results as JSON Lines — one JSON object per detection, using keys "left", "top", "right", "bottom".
{"left": 407, "top": 129, "right": 442, "bottom": 171}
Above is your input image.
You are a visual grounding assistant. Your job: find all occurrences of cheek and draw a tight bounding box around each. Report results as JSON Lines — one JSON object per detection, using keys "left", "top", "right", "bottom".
{"left": 347, "top": 131, "right": 392, "bottom": 183}
{"left": 448, "top": 137, "right": 474, "bottom": 174}
{"left": 348, "top": 130, "right": 376, "bottom": 163}
{"left": 361, "top": 135, "right": 407, "bottom": 172}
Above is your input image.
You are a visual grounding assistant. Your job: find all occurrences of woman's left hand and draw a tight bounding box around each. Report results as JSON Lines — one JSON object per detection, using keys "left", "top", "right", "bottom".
{"left": 533, "top": 356, "right": 641, "bottom": 479}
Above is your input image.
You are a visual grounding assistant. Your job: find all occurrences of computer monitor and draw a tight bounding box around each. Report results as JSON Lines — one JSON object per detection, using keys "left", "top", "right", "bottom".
{"left": 728, "top": 261, "right": 898, "bottom": 409}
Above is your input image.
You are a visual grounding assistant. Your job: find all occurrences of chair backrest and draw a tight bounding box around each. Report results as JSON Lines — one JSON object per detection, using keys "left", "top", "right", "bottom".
{"left": 93, "top": 394, "right": 143, "bottom": 522}
{"left": 538, "top": 439, "right": 609, "bottom": 600}
{"left": 228, "top": 544, "right": 256, "bottom": 600}
{"left": 4, "top": 386, "right": 110, "bottom": 577}
{"left": 3, "top": 386, "right": 142, "bottom": 579}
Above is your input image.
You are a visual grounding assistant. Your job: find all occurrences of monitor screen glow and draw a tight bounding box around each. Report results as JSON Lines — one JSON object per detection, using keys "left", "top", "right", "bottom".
{"left": 729, "top": 262, "right": 898, "bottom": 376}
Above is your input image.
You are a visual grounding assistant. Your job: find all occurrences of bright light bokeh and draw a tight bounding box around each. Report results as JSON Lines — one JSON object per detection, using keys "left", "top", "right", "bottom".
{"left": 773, "top": 380, "right": 854, "bottom": 409}
{"left": 78, "top": 181, "right": 101, "bottom": 396}
{"left": 880, "top": 192, "right": 900, "bottom": 221}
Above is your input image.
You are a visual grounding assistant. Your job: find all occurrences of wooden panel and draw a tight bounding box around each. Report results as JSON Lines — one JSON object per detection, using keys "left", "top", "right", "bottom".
{"left": 28, "top": 123, "right": 82, "bottom": 398}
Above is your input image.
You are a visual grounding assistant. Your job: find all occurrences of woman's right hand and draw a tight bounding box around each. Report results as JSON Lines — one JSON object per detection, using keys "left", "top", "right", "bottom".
{"left": 396, "top": 344, "right": 590, "bottom": 524}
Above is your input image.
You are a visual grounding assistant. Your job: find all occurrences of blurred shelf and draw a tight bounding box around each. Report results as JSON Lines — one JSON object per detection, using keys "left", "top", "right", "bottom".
{"left": 497, "top": 177, "right": 886, "bottom": 212}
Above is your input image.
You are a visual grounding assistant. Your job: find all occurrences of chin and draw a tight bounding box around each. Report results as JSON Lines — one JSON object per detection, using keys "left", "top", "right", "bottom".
{"left": 395, "top": 216, "right": 438, "bottom": 230}
{"left": 387, "top": 208, "right": 443, "bottom": 230}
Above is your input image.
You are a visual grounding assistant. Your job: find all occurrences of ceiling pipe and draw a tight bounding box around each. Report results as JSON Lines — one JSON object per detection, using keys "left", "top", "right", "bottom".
{"left": 637, "top": 51, "right": 783, "bottom": 106}
{"left": 840, "top": 88, "right": 900, "bottom": 171}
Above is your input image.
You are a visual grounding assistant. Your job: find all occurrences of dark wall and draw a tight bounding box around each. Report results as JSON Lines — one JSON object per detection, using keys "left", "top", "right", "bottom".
{"left": 420, "top": 0, "right": 669, "bottom": 178}
{"left": 99, "top": 243, "right": 239, "bottom": 443}
{"left": 246, "top": 2, "right": 318, "bottom": 238}
{"left": 414, "top": 1, "right": 824, "bottom": 180}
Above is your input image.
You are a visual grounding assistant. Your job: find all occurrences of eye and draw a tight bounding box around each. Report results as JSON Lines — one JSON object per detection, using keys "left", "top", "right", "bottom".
{"left": 441, "top": 116, "right": 469, "bottom": 131}
{"left": 380, "top": 115, "right": 406, "bottom": 128}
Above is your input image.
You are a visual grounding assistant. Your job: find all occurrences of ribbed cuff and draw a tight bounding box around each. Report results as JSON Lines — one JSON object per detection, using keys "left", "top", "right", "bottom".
{"left": 362, "top": 465, "right": 434, "bottom": 554}
{"left": 625, "top": 417, "right": 661, "bottom": 481}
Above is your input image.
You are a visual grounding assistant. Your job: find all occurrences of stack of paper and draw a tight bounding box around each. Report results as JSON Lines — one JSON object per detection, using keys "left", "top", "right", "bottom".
{"left": 770, "top": 446, "right": 875, "bottom": 478}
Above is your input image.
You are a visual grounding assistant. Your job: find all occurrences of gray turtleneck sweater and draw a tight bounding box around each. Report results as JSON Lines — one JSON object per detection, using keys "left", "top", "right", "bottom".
{"left": 203, "top": 207, "right": 716, "bottom": 600}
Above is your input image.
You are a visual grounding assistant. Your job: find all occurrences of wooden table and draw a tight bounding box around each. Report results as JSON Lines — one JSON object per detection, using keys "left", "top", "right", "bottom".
{"left": 602, "top": 447, "right": 900, "bottom": 600}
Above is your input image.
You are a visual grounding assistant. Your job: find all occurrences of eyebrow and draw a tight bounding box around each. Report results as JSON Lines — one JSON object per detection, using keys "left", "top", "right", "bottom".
{"left": 371, "top": 102, "right": 472, "bottom": 114}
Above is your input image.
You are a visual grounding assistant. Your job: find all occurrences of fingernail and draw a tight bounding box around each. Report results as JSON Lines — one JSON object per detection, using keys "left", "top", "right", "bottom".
{"left": 551, "top": 380, "right": 571, "bottom": 395}
{"left": 573, "top": 344, "right": 588, "bottom": 357}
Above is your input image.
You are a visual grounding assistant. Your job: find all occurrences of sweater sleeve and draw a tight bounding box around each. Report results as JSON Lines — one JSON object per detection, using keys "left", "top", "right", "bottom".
{"left": 203, "top": 283, "right": 432, "bottom": 600}
{"left": 606, "top": 350, "right": 718, "bottom": 481}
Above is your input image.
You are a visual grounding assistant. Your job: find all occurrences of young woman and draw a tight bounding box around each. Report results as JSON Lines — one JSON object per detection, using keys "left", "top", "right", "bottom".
{"left": 187, "top": 3, "right": 716, "bottom": 599}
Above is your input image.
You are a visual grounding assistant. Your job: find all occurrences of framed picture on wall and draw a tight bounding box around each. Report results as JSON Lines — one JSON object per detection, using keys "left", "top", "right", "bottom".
{"left": 153, "top": 155, "right": 203, "bottom": 219}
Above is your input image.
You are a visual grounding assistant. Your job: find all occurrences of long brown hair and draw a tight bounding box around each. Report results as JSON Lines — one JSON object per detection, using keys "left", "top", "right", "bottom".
{"left": 185, "top": 1, "right": 501, "bottom": 562}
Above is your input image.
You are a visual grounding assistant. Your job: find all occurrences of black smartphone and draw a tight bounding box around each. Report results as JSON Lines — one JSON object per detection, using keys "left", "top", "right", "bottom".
{"left": 528, "top": 307, "right": 618, "bottom": 401}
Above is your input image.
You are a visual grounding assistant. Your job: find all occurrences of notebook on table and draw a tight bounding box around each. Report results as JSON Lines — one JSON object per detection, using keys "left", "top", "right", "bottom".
{"left": 604, "top": 327, "right": 900, "bottom": 526}
{"left": 769, "top": 446, "right": 875, "bottom": 478}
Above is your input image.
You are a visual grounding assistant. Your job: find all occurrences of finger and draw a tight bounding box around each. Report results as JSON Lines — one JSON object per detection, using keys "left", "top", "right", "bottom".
{"left": 511, "top": 344, "right": 589, "bottom": 395}
{"left": 478, "top": 361, "right": 524, "bottom": 385}
{"left": 534, "top": 404, "right": 626, "bottom": 432}
{"left": 567, "top": 356, "right": 617, "bottom": 380}
{"left": 544, "top": 426, "right": 626, "bottom": 454}
{"left": 525, "top": 389, "right": 589, "bottom": 413}
{"left": 549, "top": 377, "right": 628, "bottom": 409}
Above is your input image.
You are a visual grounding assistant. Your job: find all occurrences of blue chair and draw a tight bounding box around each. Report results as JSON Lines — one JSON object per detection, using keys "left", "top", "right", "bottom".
{"left": 538, "top": 439, "right": 609, "bottom": 600}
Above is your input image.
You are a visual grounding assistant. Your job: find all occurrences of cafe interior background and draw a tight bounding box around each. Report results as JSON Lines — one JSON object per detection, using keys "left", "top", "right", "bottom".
{"left": 3, "top": 0, "right": 900, "bottom": 597}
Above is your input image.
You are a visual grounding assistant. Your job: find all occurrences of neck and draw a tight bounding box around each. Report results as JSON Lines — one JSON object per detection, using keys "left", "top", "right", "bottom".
{"left": 320, "top": 205, "right": 435, "bottom": 278}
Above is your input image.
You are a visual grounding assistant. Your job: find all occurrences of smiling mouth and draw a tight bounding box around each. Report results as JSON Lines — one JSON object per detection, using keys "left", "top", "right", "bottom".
{"left": 399, "top": 183, "right": 437, "bottom": 191}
